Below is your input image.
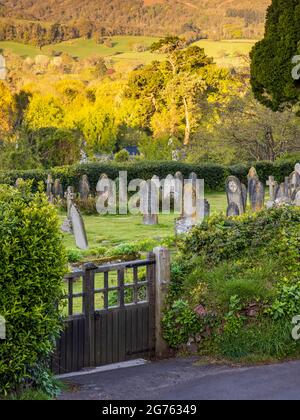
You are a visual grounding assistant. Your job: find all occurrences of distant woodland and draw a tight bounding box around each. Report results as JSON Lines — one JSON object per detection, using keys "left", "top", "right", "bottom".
{"left": 0, "top": 0, "right": 270, "bottom": 45}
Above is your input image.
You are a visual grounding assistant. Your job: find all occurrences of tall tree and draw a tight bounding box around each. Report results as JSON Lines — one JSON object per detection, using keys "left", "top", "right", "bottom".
{"left": 250, "top": 0, "right": 300, "bottom": 111}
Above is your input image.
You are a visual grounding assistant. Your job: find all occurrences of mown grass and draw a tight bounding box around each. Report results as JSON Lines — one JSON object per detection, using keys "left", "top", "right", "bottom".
{"left": 0, "top": 36, "right": 256, "bottom": 68}
{"left": 61, "top": 191, "right": 227, "bottom": 251}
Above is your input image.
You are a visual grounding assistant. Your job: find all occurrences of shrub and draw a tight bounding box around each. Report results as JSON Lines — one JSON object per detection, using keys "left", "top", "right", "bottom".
{"left": 114, "top": 149, "right": 130, "bottom": 163}
{"left": 0, "top": 183, "right": 67, "bottom": 397}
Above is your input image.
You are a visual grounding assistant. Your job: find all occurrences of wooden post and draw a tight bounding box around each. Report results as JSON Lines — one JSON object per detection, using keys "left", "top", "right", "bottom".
{"left": 83, "top": 263, "right": 96, "bottom": 368}
{"left": 153, "top": 247, "right": 171, "bottom": 358}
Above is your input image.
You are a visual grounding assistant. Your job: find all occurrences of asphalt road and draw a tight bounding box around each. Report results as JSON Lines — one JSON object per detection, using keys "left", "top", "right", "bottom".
{"left": 59, "top": 357, "right": 300, "bottom": 400}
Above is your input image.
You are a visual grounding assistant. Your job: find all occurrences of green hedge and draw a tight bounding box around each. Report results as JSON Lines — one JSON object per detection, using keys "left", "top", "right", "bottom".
{"left": 0, "top": 185, "right": 67, "bottom": 397}
{"left": 0, "top": 159, "right": 298, "bottom": 193}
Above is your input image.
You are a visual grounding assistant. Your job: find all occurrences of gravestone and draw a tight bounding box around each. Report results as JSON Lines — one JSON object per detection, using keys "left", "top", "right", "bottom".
{"left": 295, "top": 190, "right": 300, "bottom": 207}
{"left": 70, "top": 204, "right": 89, "bottom": 250}
{"left": 142, "top": 177, "right": 159, "bottom": 225}
{"left": 174, "top": 171, "right": 184, "bottom": 215}
{"left": 65, "top": 186, "right": 76, "bottom": 219}
{"left": 175, "top": 173, "right": 207, "bottom": 234}
{"left": 162, "top": 174, "right": 175, "bottom": 214}
{"left": 226, "top": 176, "right": 246, "bottom": 215}
{"left": 96, "top": 173, "right": 117, "bottom": 215}
{"left": 274, "top": 182, "right": 291, "bottom": 205}
{"left": 227, "top": 202, "right": 240, "bottom": 217}
{"left": 79, "top": 175, "right": 90, "bottom": 201}
{"left": 204, "top": 199, "right": 211, "bottom": 217}
{"left": 46, "top": 174, "right": 54, "bottom": 203}
{"left": 61, "top": 185, "right": 89, "bottom": 250}
{"left": 248, "top": 167, "right": 264, "bottom": 211}
{"left": 53, "top": 179, "right": 63, "bottom": 198}
{"left": 266, "top": 176, "right": 278, "bottom": 203}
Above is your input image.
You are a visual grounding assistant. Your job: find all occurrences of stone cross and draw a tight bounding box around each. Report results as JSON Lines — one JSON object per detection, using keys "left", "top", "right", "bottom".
{"left": 266, "top": 176, "right": 278, "bottom": 202}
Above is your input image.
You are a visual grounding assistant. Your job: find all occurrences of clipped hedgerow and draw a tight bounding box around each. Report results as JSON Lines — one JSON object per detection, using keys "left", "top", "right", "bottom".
{"left": 0, "top": 159, "right": 298, "bottom": 194}
{"left": 0, "top": 184, "right": 67, "bottom": 397}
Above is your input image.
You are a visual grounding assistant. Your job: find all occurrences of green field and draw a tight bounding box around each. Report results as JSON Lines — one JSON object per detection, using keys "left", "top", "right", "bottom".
{"left": 62, "top": 191, "right": 227, "bottom": 252}
{"left": 0, "top": 36, "right": 256, "bottom": 68}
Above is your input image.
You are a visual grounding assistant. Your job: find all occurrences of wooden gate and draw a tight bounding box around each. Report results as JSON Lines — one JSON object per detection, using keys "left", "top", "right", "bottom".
{"left": 51, "top": 253, "right": 156, "bottom": 375}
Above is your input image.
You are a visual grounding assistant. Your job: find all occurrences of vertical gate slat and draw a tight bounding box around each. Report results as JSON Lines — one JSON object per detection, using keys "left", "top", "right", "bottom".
{"left": 126, "top": 308, "right": 132, "bottom": 356}
{"left": 106, "top": 312, "right": 113, "bottom": 364}
{"left": 112, "top": 311, "right": 119, "bottom": 363}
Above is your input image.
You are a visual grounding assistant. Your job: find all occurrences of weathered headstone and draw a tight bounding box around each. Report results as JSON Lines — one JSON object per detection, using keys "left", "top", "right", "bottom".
{"left": 226, "top": 176, "right": 246, "bottom": 215}
{"left": 96, "top": 173, "right": 117, "bottom": 215}
{"left": 204, "top": 199, "right": 211, "bottom": 217}
{"left": 65, "top": 186, "right": 76, "bottom": 219}
{"left": 53, "top": 179, "right": 63, "bottom": 198}
{"left": 174, "top": 171, "right": 184, "bottom": 215}
{"left": 141, "top": 177, "right": 159, "bottom": 225}
{"left": 227, "top": 202, "right": 240, "bottom": 217}
{"left": 46, "top": 174, "right": 54, "bottom": 203}
{"left": 61, "top": 185, "right": 89, "bottom": 250}
{"left": 175, "top": 173, "right": 206, "bottom": 234}
{"left": 266, "top": 176, "right": 278, "bottom": 203}
{"left": 79, "top": 174, "right": 90, "bottom": 201}
{"left": 248, "top": 167, "right": 264, "bottom": 211}
{"left": 70, "top": 204, "right": 89, "bottom": 250}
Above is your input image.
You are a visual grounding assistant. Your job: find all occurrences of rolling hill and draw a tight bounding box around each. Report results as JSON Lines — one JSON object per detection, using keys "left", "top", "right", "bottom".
{"left": 0, "top": 0, "right": 271, "bottom": 38}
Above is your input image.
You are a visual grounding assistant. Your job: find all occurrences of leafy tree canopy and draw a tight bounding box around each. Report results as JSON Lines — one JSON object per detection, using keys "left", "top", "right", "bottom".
{"left": 250, "top": 0, "right": 300, "bottom": 111}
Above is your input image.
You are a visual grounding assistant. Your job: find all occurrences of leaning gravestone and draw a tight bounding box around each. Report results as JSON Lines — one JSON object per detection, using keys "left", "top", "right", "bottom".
{"left": 61, "top": 186, "right": 89, "bottom": 250}
{"left": 226, "top": 176, "right": 246, "bottom": 215}
{"left": 79, "top": 174, "right": 90, "bottom": 201}
{"left": 70, "top": 204, "right": 89, "bottom": 250}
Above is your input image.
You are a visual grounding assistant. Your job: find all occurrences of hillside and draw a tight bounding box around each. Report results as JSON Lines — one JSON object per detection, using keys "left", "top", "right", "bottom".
{"left": 0, "top": 0, "right": 271, "bottom": 39}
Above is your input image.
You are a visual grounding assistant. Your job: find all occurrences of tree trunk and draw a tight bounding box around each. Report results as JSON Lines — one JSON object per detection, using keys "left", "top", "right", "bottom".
{"left": 183, "top": 97, "right": 191, "bottom": 146}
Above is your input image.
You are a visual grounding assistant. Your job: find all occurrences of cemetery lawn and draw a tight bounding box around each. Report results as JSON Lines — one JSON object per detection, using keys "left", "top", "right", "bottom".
{"left": 61, "top": 191, "right": 227, "bottom": 253}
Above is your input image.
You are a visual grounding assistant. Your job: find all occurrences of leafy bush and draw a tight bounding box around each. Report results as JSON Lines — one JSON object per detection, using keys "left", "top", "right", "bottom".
{"left": 1, "top": 159, "right": 297, "bottom": 195}
{"left": 114, "top": 149, "right": 130, "bottom": 162}
{"left": 164, "top": 207, "right": 300, "bottom": 362}
{"left": 162, "top": 300, "right": 201, "bottom": 348}
{"left": 0, "top": 184, "right": 67, "bottom": 397}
